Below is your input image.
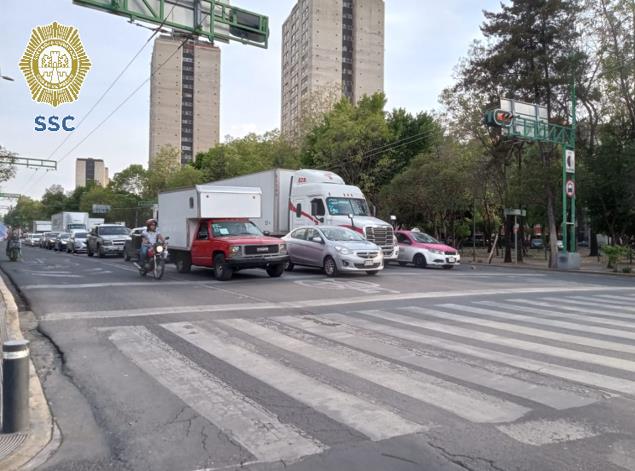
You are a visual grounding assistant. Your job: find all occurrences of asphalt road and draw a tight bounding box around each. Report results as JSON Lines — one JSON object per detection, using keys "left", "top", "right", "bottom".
{"left": 3, "top": 245, "right": 635, "bottom": 471}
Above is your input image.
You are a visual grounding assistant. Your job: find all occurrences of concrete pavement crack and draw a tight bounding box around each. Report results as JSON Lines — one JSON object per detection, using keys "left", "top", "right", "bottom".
{"left": 426, "top": 441, "right": 507, "bottom": 471}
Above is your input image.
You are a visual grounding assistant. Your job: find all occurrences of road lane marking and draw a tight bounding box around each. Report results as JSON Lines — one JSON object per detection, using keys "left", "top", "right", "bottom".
{"left": 476, "top": 300, "right": 635, "bottom": 330}
{"left": 550, "top": 297, "right": 635, "bottom": 312}
{"left": 23, "top": 280, "right": 215, "bottom": 290}
{"left": 273, "top": 315, "right": 595, "bottom": 410}
{"left": 163, "top": 321, "right": 426, "bottom": 441}
{"left": 365, "top": 308, "right": 635, "bottom": 373}
{"left": 569, "top": 295, "right": 635, "bottom": 307}
{"left": 220, "top": 318, "right": 530, "bottom": 423}
{"left": 108, "top": 325, "right": 325, "bottom": 462}
{"left": 321, "top": 313, "right": 635, "bottom": 395}
{"left": 39, "top": 285, "right": 635, "bottom": 321}
{"left": 506, "top": 298, "right": 635, "bottom": 322}
{"left": 436, "top": 304, "right": 635, "bottom": 350}
{"left": 513, "top": 298, "right": 635, "bottom": 318}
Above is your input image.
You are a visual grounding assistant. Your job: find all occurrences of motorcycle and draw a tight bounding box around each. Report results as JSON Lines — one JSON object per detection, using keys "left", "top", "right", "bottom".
{"left": 7, "top": 239, "right": 21, "bottom": 262}
{"left": 136, "top": 237, "right": 169, "bottom": 279}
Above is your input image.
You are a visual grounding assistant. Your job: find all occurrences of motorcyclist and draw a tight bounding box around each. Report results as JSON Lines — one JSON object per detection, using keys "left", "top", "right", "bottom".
{"left": 5, "top": 228, "right": 20, "bottom": 258}
{"left": 138, "top": 219, "right": 165, "bottom": 268}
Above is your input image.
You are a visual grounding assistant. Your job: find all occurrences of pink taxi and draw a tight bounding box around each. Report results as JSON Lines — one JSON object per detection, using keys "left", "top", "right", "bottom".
{"left": 395, "top": 230, "right": 460, "bottom": 269}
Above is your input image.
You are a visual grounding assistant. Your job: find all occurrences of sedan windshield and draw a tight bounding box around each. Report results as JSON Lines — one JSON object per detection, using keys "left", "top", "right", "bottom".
{"left": 326, "top": 197, "right": 369, "bottom": 216}
{"left": 321, "top": 227, "right": 365, "bottom": 242}
{"left": 211, "top": 221, "right": 263, "bottom": 237}
{"left": 411, "top": 232, "right": 440, "bottom": 244}
{"left": 99, "top": 227, "right": 129, "bottom": 236}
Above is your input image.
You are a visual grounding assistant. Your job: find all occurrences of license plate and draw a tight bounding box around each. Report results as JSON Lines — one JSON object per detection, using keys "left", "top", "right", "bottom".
{"left": 448, "top": 257, "right": 456, "bottom": 263}
{"left": 364, "top": 260, "right": 374, "bottom": 267}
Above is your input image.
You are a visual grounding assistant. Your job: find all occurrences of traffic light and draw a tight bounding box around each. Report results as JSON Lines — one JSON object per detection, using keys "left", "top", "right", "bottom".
{"left": 483, "top": 109, "right": 513, "bottom": 128}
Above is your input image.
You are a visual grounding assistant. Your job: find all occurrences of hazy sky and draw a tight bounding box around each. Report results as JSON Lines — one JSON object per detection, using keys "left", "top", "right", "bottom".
{"left": 0, "top": 0, "right": 501, "bottom": 202}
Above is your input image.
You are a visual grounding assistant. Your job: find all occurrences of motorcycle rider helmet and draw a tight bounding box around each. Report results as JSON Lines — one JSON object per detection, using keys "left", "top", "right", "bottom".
{"left": 146, "top": 218, "right": 157, "bottom": 229}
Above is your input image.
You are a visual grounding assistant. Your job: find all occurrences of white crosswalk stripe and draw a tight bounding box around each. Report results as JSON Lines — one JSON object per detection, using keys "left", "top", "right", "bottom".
{"left": 362, "top": 308, "right": 635, "bottom": 372}
{"left": 218, "top": 317, "right": 530, "bottom": 423}
{"left": 107, "top": 326, "right": 325, "bottom": 463}
{"left": 476, "top": 300, "right": 635, "bottom": 330}
{"left": 162, "top": 321, "right": 426, "bottom": 441}
{"left": 436, "top": 303, "right": 635, "bottom": 349}
{"left": 102, "top": 292, "right": 635, "bottom": 468}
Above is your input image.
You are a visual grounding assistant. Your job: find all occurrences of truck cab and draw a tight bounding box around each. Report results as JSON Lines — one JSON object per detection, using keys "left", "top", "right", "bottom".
{"left": 288, "top": 170, "right": 399, "bottom": 260}
{"left": 188, "top": 218, "right": 288, "bottom": 280}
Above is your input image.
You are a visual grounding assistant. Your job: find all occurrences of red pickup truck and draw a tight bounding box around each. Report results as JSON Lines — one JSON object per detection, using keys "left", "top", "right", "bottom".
{"left": 158, "top": 186, "right": 289, "bottom": 281}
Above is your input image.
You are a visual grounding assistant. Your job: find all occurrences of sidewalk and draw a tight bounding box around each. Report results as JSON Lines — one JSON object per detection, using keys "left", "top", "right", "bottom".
{"left": 0, "top": 271, "right": 54, "bottom": 470}
{"left": 461, "top": 247, "right": 635, "bottom": 276}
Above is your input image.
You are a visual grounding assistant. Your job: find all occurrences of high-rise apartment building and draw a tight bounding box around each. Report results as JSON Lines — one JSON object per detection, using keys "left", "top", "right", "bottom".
{"left": 75, "top": 158, "right": 109, "bottom": 188}
{"left": 281, "top": 0, "right": 384, "bottom": 136}
{"left": 149, "top": 35, "right": 220, "bottom": 166}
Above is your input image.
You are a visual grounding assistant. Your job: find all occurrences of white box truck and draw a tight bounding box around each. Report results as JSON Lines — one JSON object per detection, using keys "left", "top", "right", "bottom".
{"left": 51, "top": 212, "right": 89, "bottom": 233}
{"left": 88, "top": 218, "right": 105, "bottom": 229}
{"left": 158, "top": 185, "right": 289, "bottom": 280}
{"left": 32, "top": 220, "right": 52, "bottom": 233}
{"left": 209, "top": 169, "right": 399, "bottom": 260}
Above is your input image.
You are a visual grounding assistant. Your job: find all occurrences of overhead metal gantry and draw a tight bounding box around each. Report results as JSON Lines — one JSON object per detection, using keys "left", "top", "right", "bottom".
{"left": 0, "top": 156, "right": 57, "bottom": 170}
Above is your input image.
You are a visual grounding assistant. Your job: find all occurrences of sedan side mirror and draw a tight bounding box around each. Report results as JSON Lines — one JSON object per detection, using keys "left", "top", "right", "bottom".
{"left": 164, "top": 236, "right": 170, "bottom": 240}
{"left": 263, "top": 231, "right": 271, "bottom": 236}
{"left": 312, "top": 236, "right": 324, "bottom": 244}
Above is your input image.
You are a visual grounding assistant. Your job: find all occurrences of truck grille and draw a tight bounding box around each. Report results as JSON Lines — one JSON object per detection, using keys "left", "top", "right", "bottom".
{"left": 244, "top": 244, "right": 279, "bottom": 255}
{"left": 364, "top": 226, "right": 394, "bottom": 254}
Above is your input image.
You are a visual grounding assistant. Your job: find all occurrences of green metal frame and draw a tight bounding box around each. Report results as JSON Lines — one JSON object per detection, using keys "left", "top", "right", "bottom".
{"left": 0, "top": 156, "right": 57, "bottom": 170}
{"left": 0, "top": 193, "right": 22, "bottom": 199}
{"left": 73, "top": 0, "right": 269, "bottom": 48}
{"left": 484, "top": 85, "right": 577, "bottom": 256}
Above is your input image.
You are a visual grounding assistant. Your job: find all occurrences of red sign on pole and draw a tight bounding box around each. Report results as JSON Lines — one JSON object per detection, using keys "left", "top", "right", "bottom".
{"left": 565, "top": 179, "right": 575, "bottom": 198}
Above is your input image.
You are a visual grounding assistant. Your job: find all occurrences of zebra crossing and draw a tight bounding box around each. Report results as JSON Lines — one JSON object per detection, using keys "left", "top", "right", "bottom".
{"left": 103, "top": 292, "right": 635, "bottom": 469}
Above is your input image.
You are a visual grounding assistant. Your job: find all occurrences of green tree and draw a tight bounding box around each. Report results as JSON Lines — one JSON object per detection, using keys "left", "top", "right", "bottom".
{"left": 41, "top": 184, "right": 68, "bottom": 217}
{"left": 145, "top": 145, "right": 181, "bottom": 199}
{"left": 448, "top": 0, "right": 586, "bottom": 266}
{"left": 110, "top": 164, "right": 147, "bottom": 196}
{"left": 0, "top": 146, "right": 17, "bottom": 183}
{"left": 165, "top": 166, "right": 205, "bottom": 190}
{"left": 194, "top": 131, "right": 300, "bottom": 182}
{"left": 3, "top": 196, "right": 45, "bottom": 229}
{"left": 301, "top": 93, "right": 393, "bottom": 203}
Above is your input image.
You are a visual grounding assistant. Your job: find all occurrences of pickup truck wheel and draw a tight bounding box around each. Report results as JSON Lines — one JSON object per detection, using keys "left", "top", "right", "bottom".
{"left": 98, "top": 246, "right": 105, "bottom": 258}
{"left": 266, "top": 263, "right": 285, "bottom": 278}
{"left": 323, "top": 256, "right": 338, "bottom": 277}
{"left": 213, "top": 254, "right": 233, "bottom": 281}
{"left": 413, "top": 253, "right": 427, "bottom": 268}
{"left": 175, "top": 254, "right": 192, "bottom": 273}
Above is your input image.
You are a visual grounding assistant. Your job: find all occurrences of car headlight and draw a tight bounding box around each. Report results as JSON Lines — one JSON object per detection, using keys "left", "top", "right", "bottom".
{"left": 103, "top": 240, "right": 113, "bottom": 246}
{"left": 335, "top": 246, "right": 350, "bottom": 255}
{"left": 229, "top": 245, "right": 241, "bottom": 255}
{"left": 156, "top": 245, "right": 164, "bottom": 253}
{"left": 279, "top": 243, "right": 287, "bottom": 253}
{"left": 428, "top": 248, "right": 444, "bottom": 255}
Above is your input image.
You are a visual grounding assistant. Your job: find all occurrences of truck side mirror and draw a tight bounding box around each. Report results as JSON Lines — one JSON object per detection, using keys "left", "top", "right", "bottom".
{"left": 296, "top": 204, "right": 302, "bottom": 218}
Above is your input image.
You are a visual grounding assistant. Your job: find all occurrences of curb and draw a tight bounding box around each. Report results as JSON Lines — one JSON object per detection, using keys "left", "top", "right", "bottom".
{"left": 469, "top": 260, "right": 635, "bottom": 278}
{"left": 0, "top": 273, "right": 55, "bottom": 471}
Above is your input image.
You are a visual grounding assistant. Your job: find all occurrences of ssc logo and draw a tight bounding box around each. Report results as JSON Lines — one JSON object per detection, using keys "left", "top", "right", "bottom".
{"left": 19, "top": 22, "right": 91, "bottom": 107}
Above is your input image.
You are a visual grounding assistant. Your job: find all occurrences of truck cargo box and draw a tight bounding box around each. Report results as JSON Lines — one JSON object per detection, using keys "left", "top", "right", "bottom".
{"left": 158, "top": 185, "right": 262, "bottom": 250}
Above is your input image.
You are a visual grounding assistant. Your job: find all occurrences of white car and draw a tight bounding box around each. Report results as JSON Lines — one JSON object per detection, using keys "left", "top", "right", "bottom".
{"left": 395, "top": 230, "right": 461, "bottom": 269}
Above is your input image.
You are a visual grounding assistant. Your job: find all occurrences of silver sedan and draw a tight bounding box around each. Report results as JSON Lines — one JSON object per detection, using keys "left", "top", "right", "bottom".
{"left": 282, "top": 226, "right": 384, "bottom": 277}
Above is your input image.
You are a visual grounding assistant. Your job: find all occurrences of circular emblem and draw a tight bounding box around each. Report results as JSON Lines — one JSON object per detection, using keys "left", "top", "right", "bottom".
{"left": 565, "top": 179, "right": 576, "bottom": 198}
{"left": 19, "top": 22, "right": 91, "bottom": 107}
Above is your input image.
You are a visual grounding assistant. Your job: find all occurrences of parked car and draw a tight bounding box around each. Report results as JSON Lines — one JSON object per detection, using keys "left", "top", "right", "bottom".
{"left": 67, "top": 231, "right": 88, "bottom": 253}
{"left": 123, "top": 227, "right": 146, "bottom": 261}
{"left": 530, "top": 238, "right": 544, "bottom": 249}
{"left": 41, "top": 232, "right": 60, "bottom": 250}
{"left": 53, "top": 232, "right": 71, "bottom": 251}
{"left": 395, "top": 230, "right": 460, "bottom": 269}
{"left": 86, "top": 224, "right": 131, "bottom": 258}
{"left": 282, "top": 225, "right": 384, "bottom": 277}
